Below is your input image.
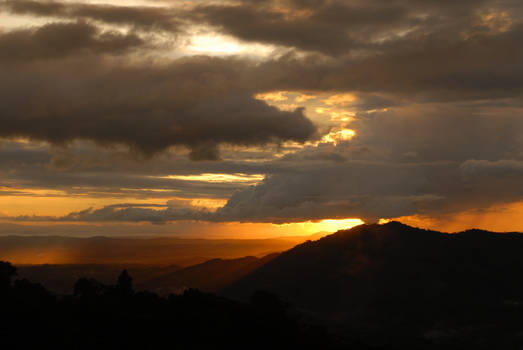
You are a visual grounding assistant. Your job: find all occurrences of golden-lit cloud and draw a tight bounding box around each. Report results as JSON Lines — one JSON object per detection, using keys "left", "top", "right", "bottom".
{"left": 255, "top": 91, "right": 289, "bottom": 102}
{"left": 189, "top": 198, "right": 227, "bottom": 210}
{"left": 321, "top": 129, "right": 356, "bottom": 145}
{"left": 478, "top": 9, "right": 513, "bottom": 34}
{"left": 329, "top": 111, "right": 354, "bottom": 122}
{"left": 322, "top": 93, "right": 356, "bottom": 106}
{"left": 160, "top": 173, "right": 265, "bottom": 184}
{"left": 295, "top": 93, "right": 316, "bottom": 103}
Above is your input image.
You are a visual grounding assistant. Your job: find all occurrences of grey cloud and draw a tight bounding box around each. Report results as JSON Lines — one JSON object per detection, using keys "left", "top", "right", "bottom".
{"left": 2, "top": 0, "right": 181, "bottom": 32}
{"left": 5, "top": 155, "right": 522, "bottom": 224}
{"left": 348, "top": 104, "right": 523, "bottom": 162}
{"left": 10, "top": 203, "right": 211, "bottom": 223}
{"left": 461, "top": 159, "right": 523, "bottom": 179}
{"left": 0, "top": 55, "right": 317, "bottom": 159}
{"left": 59, "top": 203, "right": 210, "bottom": 223}
{"left": 0, "top": 140, "right": 277, "bottom": 201}
{"left": 191, "top": 0, "right": 517, "bottom": 56}
{"left": 250, "top": 27, "right": 523, "bottom": 103}
{"left": 2, "top": 161, "right": 454, "bottom": 224}
{"left": 6, "top": 0, "right": 523, "bottom": 103}
{"left": 211, "top": 162, "right": 450, "bottom": 223}
{"left": 0, "top": 21, "right": 144, "bottom": 62}
{"left": 210, "top": 160, "right": 521, "bottom": 224}
{"left": 203, "top": 103, "right": 523, "bottom": 223}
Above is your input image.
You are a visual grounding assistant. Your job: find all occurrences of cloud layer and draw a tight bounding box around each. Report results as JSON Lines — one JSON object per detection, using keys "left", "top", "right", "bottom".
{"left": 0, "top": 0, "right": 522, "bottom": 228}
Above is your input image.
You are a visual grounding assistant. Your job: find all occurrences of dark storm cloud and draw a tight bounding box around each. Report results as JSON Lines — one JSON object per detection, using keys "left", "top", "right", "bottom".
{"left": 192, "top": 0, "right": 461, "bottom": 56}
{"left": 0, "top": 55, "right": 317, "bottom": 159}
{"left": 460, "top": 160, "right": 523, "bottom": 180}
{"left": 191, "top": 0, "right": 518, "bottom": 55}
{"left": 2, "top": 0, "right": 181, "bottom": 32}
{"left": 176, "top": 0, "right": 523, "bottom": 102}
{"left": 0, "top": 21, "right": 144, "bottom": 61}
{"left": 249, "top": 26, "right": 523, "bottom": 103}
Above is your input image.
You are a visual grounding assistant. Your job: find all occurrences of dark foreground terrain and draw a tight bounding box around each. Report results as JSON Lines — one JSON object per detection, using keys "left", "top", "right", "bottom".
{"left": 4, "top": 222, "right": 523, "bottom": 349}
{"left": 17, "top": 253, "right": 279, "bottom": 295}
{"left": 0, "top": 262, "right": 335, "bottom": 349}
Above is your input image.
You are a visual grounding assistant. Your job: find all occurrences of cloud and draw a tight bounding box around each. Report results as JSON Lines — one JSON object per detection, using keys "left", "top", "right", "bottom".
{"left": 0, "top": 54, "right": 317, "bottom": 159}
{"left": 59, "top": 203, "right": 210, "bottom": 223}
{"left": 8, "top": 202, "right": 211, "bottom": 224}
{"left": 203, "top": 103, "right": 523, "bottom": 223}
{"left": 190, "top": 0, "right": 520, "bottom": 57}
{"left": 1, "top": 0, "right": 523, "bottom": 227}
{"left": 0, "top": 21, "right": 144, "bottom": 62}
{"left": 461, "top": 159, "right": 523, "bottom": 179}
{"left": 2, "top": 0, "right": 181, "bottom": 32}
{"left": 2, "top": 100, "right": 522, "bottom": 224}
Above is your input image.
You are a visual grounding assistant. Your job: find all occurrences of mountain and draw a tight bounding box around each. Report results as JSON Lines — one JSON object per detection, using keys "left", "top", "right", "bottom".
{"left": 224, "top": 222, "right": 523, "bottom": 342}
{"left": 139, "top": 253, "right": 279, "bottom": 294}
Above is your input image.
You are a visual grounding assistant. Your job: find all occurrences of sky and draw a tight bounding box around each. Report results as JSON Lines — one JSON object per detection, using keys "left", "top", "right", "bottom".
{"left": 0, "top": 0, "right": 522, "bottom": 238}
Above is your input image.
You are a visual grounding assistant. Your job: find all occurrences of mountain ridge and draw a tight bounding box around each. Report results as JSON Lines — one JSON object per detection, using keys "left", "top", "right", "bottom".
{"left": 223, "top": 221, "right": 523, "bottom": 333}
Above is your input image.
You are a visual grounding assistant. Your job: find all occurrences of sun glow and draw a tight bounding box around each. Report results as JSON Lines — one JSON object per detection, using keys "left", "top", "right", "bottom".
{"left": 275, "top": 218, "right": 364, "bottom": 235}
{"left": 161, "top": 173, "right": 265, "bottom": 183}
{"left": 184, "top": 32, "right": 275, "bottom": 57}
{"left": 321, "top": 128, "right": 356, "bottom": 145}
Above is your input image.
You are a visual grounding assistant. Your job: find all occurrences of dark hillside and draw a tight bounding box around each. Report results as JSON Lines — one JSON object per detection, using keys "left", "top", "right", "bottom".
{"left": 142, "top": 253, "right": 279, "bottom": 294}
{"left": 225, "top": 222, "right": 523, "bottom": 344}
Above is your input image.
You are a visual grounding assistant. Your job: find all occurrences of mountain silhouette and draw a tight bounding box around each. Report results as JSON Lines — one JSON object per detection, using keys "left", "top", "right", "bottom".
{"left": 224, "top": 222, "right": 523, "bottom": 340}
{"left": 141, "top": 253, "right": 279, "bottom": 294}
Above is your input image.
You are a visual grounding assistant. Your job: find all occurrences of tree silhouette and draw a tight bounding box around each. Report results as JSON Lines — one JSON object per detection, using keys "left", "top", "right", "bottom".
{"left": 117, "top": 269, "right": 133, "bottom": 295}
{"left": 74, "top": 277, "right": 104, "bottom": 298}
{"left": 0, "top": 261, "right": 17, "bottom": 290}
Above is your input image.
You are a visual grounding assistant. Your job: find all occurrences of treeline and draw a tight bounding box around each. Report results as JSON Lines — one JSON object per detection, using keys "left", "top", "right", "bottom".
{"left": 0, "top": 261, "right": 336, "bottom": 349}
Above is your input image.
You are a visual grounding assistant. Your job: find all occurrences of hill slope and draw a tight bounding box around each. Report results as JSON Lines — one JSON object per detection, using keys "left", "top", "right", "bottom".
{"left": 225, "top": 222, "right": 523, "bottom": 331}
{"left": 140, "top": 253, "right": 279, "bottom": 294}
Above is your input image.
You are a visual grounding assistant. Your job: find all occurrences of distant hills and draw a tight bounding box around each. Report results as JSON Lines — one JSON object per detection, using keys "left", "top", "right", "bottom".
{"left": 0, "top": 234, "right": 312, "bottom": 266}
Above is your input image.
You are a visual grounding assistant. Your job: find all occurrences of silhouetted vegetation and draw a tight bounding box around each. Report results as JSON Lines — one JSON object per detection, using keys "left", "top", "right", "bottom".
{"left": 0, "top": 260, "right": 336, "bottom": 349}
